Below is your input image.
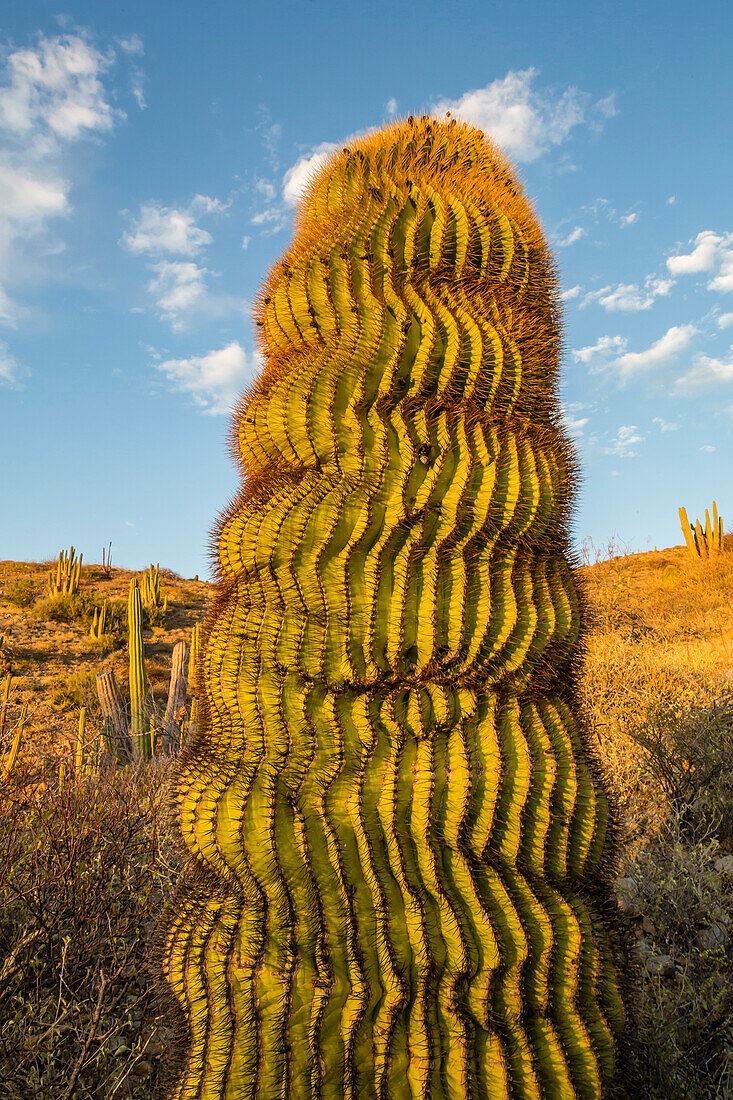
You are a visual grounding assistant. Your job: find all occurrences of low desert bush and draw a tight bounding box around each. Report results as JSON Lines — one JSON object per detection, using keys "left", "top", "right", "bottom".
{"left": 0, "top": 746, "right": 185, "bottom": 1098}
{"left": 3, "top": 578, "right": 39, "bottom": 609}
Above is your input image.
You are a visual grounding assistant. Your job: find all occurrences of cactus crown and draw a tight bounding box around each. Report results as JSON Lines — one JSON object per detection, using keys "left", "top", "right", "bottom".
{"left": 227, "top": 114, "right": 571, "bottom": 504}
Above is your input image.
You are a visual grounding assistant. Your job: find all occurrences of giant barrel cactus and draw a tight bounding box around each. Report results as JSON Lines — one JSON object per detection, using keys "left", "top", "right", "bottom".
{"left": 151, "top": 115, "right": 628, "bottom": 1099}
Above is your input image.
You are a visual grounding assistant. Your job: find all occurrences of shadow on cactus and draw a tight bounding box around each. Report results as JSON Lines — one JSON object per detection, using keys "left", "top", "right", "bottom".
{"left": 150, "top": 115, "right": 630, "bottom": 1099}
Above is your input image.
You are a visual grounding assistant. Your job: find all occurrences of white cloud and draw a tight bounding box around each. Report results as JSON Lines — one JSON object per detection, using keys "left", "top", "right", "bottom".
{"left": 710, "top": 254, "right": 733, "bottom": 293}
{"left": 147, "top": 260, "right": 208, "bottom": 327}
{"left": 154, "top": 341, "right": 261, "bottom": 416}
{"left": 700, "top": 445, "right": 716, "bottom": 453}
{"left": 560, "top": 284, "right": 582, "bottom": 301}
{"left": 282, "top": 141, "right": 339, "bottom": 207}
{"left": 116, "top": 34, "right": 145, "bottom": 110}
{"left": 123, "top": 193, "right": 242, "bottom": 326}
{"left": 595, "top": 93, "right": 617, "bottom": 119}
{"left": 652, "top": 417, "right": 679, "bottom": 433}
{"left": 582, "top": 273, "right": 674, "bottom": 312}
{"left": 0, "top": 284, "right": 21, "bottom": 325}
{"left": 717, "top": 312, "right": 733, "bottom": 329}
{"left": 0, "top": 34, "right": 119, "bottom": 142}
{"left": 255, "top": 177, "right": 276, "bottom": 202}
{"left": 241, "top": 235, "right": 250, "bottom": 250}
{"left": 121, "top": 196, "right": 225, "bottom": 256}
{"left": 0, "top": 33, "right": 132, "bottom": 323}
{"left": 612, "top": 324, "right": 697, "bottom": 377}
{"left": 430, "top": 68, "right": 614, "bottom": 162}
{"left": 560, "top": 401, "right": 590, "bottom": 439}
{"left": 619, "top": 212, "right": 639, "bottom": 226}
{"left": 117, "top": 35, "right": 144, "bottom": 56}
{"left": 572, "top": 334, "right": 628, "bottom": 367}
{"left": 674, "top": 349, "right": 733, "bottom": 391}
{"left": 251, "top": 208, "right": 282, "bottom": 225}
{"left": 385, "top": 97, "right": 397, "bottom": 116}
{"left": 604, "top": 425, "right": 644, "bottom": 458}
{"left": 667, "top": 230, "right": 733, "bottom": 291}
{"left": 667, "top": 196, "right": 676, "bottom": 205}
{"left": 0, "top": 340, "right": 26, "bottom": 387}
{"left": 255, "top": 105, "right": 282, "bottom": 171}
{"left": 557, "top": 226, "right": 585, "bottom": 247}
{"left": 0, "top": 162, "right": 68, "bottom": 225}
{"left": 667, "top": 230, "right": 727, "bottom": 274}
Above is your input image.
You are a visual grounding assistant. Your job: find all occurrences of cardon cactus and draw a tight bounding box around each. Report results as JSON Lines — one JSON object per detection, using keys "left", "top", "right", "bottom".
{"left": 151, "top": 116, "right": 628, "bottom": 1099}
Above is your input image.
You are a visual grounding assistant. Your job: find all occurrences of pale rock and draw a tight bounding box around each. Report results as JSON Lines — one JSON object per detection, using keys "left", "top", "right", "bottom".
{"left": 645, "top": 954, "right": 675, "bottom": 977}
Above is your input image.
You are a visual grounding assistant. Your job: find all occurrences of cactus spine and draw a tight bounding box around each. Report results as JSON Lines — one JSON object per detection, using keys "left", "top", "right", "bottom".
{"left": 679, "top": 502, "right": 724, "bottom": 558}
{"left": 152, "top": 116, "right": 626, "bottom": 1099}
{"left": 48, "top": 545, "right": 82, "bottom": 596}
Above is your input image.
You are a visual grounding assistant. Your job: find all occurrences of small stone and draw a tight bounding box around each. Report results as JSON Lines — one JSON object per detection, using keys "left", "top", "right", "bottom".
{"left": 642, "top": 916, "right": 656, "bottom": 936}
{"left": 694, "top": 924, "right": 729, "bottom": 951}
{"left": 714, "top": 855, "right": 733, "bottom": 874}
{"left": 645, "top": 954, "right": 675, "bottom": 977}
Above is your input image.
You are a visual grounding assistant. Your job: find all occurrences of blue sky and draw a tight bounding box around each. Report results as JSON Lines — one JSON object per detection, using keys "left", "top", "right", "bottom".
{"left": 1, "top": 0, "right": 732, "bottom": 580}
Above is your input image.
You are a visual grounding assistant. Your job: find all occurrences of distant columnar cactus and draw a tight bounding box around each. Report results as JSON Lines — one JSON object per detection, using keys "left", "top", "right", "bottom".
{"left": 152, "top": 116, "right": 627, "bottom": 1099}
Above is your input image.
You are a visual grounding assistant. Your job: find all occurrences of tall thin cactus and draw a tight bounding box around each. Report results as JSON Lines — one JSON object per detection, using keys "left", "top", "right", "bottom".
{"left": 128, "top": 578, "right": 152, "bottom": 760}
{"left": 89, "top": 599, "right": 109, "bottom": 639}
{"left": 0, "top": 675, "right": 27, "bottom": 781}
{"left": 151, "top": 116, "right": 628, "bottom": 1099}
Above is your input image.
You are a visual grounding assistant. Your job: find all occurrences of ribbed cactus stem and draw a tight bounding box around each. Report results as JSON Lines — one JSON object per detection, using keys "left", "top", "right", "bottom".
{"left": 711, "top": 500, "right": 722, "bottom": 552}
{"left": 75, "top": 707, "right": 86, "bottom": 774}
{"left": 128, "top": 578, "right": 151, "bottom": 760}
{"left": 2, "top": 702, "right": 27, "bottom": 780}
{"left": 0, "top": 673, "right": 12, "bottom": 739}
{"left": 679, "top": 506, "right": 696, "bottom": 557}
{"left": 187, "top": 622, "right": 200, "bottom": 688}
{"left": 152, "top": 116, "right": 627, "bottom": 1099}
{"left": 49, "top": 545, "right": 82, "bottom": 595}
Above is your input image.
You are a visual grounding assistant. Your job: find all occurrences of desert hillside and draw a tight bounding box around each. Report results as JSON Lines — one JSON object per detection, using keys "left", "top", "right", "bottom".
{"left": 0, "top": 540, "right": 731, "bottom": 1097}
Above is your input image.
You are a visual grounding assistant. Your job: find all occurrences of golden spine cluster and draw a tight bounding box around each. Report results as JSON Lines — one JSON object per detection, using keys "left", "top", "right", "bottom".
{"left": 151, "top": 115, "right": 627, "bottom": 1099}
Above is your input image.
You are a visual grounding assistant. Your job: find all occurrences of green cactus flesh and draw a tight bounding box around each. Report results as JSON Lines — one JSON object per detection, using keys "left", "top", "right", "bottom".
{"left": 152, "top": 116, "right": 626, "bottom": 1099}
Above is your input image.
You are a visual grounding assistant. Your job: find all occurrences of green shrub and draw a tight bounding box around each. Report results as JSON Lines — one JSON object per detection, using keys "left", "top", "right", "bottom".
{"left": 48, "top": 671, "right": 102, "bottom": 716}
{"left": 30, "top": 592, "right": 98, "bottom": 625}
{"left": 30, "top": 593, "right": 157, "bottom": 637}
{"left": 4, "top": 578, "right": 39, "bottom": 608}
